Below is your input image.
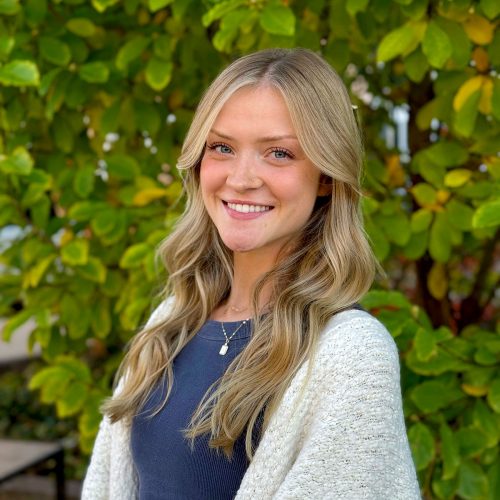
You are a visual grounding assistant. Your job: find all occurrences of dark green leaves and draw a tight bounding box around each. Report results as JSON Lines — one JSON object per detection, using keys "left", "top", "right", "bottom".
{"left": 39, "top": 37, "right": 71, "bottom": 66}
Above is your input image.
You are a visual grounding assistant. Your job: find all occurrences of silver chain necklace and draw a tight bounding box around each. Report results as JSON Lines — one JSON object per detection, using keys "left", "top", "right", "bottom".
{"left": 219, "top": 319, "right": 249, "bottom": 355}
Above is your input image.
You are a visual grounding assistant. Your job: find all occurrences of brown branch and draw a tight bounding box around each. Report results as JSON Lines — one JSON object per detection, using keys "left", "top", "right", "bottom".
{"left": 458, "top": 228, "right": 500, "bottom": 330}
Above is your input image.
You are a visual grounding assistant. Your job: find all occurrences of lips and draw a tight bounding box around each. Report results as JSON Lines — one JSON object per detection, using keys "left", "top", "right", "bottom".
{"left": 226, "top": 202, "right": 272, "bottom": 213}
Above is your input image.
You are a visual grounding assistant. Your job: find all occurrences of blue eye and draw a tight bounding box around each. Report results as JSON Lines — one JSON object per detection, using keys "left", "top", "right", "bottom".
{"left": 271, "top": 148, "right": 293, "bottom": 160}
{"left": 207, "top": 142, "right": 232, "bottom": 155}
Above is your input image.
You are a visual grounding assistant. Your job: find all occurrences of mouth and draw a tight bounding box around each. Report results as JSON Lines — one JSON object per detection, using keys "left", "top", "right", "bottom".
{"left": 225, "top": 201, "right": 273, "bottom": 214}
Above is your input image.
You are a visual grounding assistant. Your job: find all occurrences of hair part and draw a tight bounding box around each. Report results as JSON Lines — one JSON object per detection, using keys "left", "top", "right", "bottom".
{"left": 103, "top": 48, "right": 376, "bottom": 460}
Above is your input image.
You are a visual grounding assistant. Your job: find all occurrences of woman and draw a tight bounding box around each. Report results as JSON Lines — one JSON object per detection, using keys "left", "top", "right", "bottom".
{"left": 82, "top": 48, "right": 420, "bottom": 499}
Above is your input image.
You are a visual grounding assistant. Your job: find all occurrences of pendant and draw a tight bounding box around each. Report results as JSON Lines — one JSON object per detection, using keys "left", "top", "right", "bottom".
{"left": 219, "top": 343, "right": 229, "bottom": 356}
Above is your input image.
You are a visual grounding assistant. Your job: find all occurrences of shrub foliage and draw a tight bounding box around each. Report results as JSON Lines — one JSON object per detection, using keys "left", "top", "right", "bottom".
{"left": 0, "top": 0, "right": 499, "bottom": 496}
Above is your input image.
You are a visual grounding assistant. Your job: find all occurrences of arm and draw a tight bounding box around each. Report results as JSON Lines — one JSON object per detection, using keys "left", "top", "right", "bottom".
{"left": 275, "top": 318, "right": 421, "bottom": 499}
{"left": 81, "top": 416, "right": 112, "bottom": 499}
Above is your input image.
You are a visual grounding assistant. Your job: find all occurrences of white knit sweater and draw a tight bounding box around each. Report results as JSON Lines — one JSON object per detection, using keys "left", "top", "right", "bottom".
{"left": 82, "top": 304, "right": 421, "bottom": 499}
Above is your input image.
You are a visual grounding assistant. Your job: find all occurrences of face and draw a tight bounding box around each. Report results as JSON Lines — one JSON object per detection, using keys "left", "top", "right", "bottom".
{"left": 200, "top": 85, "right": 328, "bottom": 262}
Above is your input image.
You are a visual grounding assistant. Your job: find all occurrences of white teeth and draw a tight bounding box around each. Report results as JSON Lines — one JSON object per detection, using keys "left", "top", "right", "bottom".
{"left": 227, "top": 202, "right": 271, "bottom": 213}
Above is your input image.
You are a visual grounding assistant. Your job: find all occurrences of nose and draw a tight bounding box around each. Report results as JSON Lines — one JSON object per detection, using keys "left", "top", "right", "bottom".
{"left": 225, "top": 153, "right": 262, "bottom": 191}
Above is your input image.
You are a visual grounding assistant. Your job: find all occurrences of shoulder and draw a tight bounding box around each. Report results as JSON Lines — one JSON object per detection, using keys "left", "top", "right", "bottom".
{"left": 314, "top": 309, "right": 399, "bottom": 376}
{"left": 144, "top": 296, "right": 175, "bottom": 327}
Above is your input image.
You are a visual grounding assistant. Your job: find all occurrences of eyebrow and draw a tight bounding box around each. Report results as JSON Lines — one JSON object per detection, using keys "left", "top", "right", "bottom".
{"left": 209, "top": 128, "right": 298, "bottom": 143}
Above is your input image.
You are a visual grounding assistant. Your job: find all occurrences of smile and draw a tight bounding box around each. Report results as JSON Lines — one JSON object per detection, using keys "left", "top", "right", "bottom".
{"left": 226, "top": 202, "right": 272, "bottom": 213}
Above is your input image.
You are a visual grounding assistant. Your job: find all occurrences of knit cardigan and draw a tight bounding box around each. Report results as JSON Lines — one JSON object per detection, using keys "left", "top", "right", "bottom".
{"left": 82, "top": 302, "right": 421, "bottom": 500}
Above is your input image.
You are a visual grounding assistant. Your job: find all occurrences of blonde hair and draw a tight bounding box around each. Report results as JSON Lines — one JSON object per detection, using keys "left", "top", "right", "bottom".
{"left": 104, "top": 48, "right": 376, "bottom": 459}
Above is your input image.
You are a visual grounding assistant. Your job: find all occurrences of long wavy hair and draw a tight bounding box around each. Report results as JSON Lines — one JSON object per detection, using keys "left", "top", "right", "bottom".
{"left": 104, "top": 48, "right": 376, "bottom": 459}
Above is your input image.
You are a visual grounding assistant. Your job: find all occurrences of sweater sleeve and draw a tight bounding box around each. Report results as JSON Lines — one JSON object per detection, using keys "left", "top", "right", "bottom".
{"left": 81, "top": 416, "right": 112, "bottom": 499}
{"left": 274, "top": 317, "right": 421, "bottom": 500}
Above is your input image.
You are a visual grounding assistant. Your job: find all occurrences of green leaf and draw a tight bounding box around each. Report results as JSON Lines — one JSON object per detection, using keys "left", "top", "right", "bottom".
{"left": 414, "top": 327, "right": 437, "bottom": 361}
{"left": 76, "top": 257, "right": 107, "bottom": 284}
{"left": 454, "top": 89, "right": 481, "bottom": 138}
{"left": 91, "top": 0, "right": 119, "bottom": 12}
{"left": 444, "top": 169, "right": 471, "bottom": 188}
{"left": 378, "top": 212, "right": 411, "bottom": 246}
{"left": 346, "top": 0, "right": 369, "bottom": 17}
{"left": 361, "top": 290, "right": 412, "bottom": 310}
{"left": 429, "top": 212, "right": 451, "bottom": 262}
{"left": 145, "top": 57, "right": 172, "bottom": 91}
{"left": 457, "top": 461, "right": 489, "bottom": 499}
{"left": 0, "top": 0, "right": 20, "bottom": 15}
{"left": 2, "top": 309, "right": 33, "bottom": 341}
{"left": 57, "top": 381, "right": 88, "bottom": 417}
{"left": 447, "top": 199, "right": 474, "bottom": 231}
{"left": 408, "top": 422, "right": 435, "bottom": 470}
{"left": 411, "top": 380, "right": 463, "bottom": 413}
{"left": 411, "top": 209, "right": 433, "bottom": 233}
{"left": 61, "top": 239, "right": 89, "bottom": 266}
{"left": 472, "top": 199, "right": 500, "bottom": 229}
{"left": 457, "top": 426, "right": 489, "bottom": 457}
{"left": 68, "top": 201, "right": 108, "bottom": 221}
{"left": 148, "top": 0, "right": 173, "bottom": 11}
{"left": 119, "top": 243, "right": 152, "bottom": 269}
{"left": 487, "top": 459, "right": 500, "bottom": 500}
{"left": 79, "top": 62, "right": 109, "bottom": 83}
{"left": 404, "top": 48, "right": 429, "bottom": 83}
{"left": 259, "top": 4, "right": 296, "bottom": 37}
{"left": 73, "top": 166, "right": 96, "bottom": 198}
{"left": 90, "top": 298, "right": 112, "bottom": 338}
{"left": 24, "top": 255, "right": 55, "bottom": 288}
{"left": 412, "top": 183, "right": 437, "bottom": 206}
{"left": 365, "top": 218, "right": 390, "bottom": 261}
{"left": 377, "top": 21, "right": 426, "bottom": 62}
{"left": 481, "top": 0, "right": 500, "bottom": 19}
{"left": 39, "top": 37, "right": 71, "bottom": 66}
{"left": 473, "top": 400, "right": 499, "bottom": 448}
{"left": 422, "top": 20, "right": 453, "bottom": 68}
{"left": 115, "top": 36, "right": 150, "bottom": 71}
{"left": 106, "top": 154, "right": 140, "bottom": 180}
{"left": 66, "top": 18, "right": 97, "bottom": 37}
{"left": 202, "top": 0, "right": 246, "bottom": 27}
{"left": 491, "top": 79, "right": 500, "bottom": 121}
{"left": 440, "top": 423, "right": 460, "bottom": 480}
{"left": 90, "top": 209, "right": 117, "bottom": 237}
{"left": 0, "top": 147, "right": 34, "bottom": 175}
{"left": 0, "top": 60, "right": 40, "bottom": 86}
{"left": 488, "top": 378, "right": 500, "bottom": 413}
{"left": 423, "top": 142, "right": 469, "bottom": 168}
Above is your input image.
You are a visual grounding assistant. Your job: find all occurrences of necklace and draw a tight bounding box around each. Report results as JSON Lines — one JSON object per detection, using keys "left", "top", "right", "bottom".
{"left": 219, "top": 319, "right": 249, "bottom": 356}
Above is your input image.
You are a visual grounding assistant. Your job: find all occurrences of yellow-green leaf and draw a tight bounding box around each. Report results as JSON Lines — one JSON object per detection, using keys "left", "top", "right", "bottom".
{"left": 427, "top": 262, "right": 448, "bottom": 300}
{"left": 472, "top": 199, "right": 500, "bottom": 229}
{"left": 0, "top": 146, "right": 34, "bottom": 175}
{"left": 61, "top": 239, "right": 89, "bottom": 266}
{"left": 376, "top": 21, "right": 426, "bottom": 62}
{"left": 145, "top": 57, "right": 173, "bottom": 91}
{"left": 444, "top": 169, "right": 472, "bottom": 188}
{"left": 422, "top": 20, "right": 453, "bottom": 68}
{"left": 0, "top": 60, "right": 40, "bottom": 86}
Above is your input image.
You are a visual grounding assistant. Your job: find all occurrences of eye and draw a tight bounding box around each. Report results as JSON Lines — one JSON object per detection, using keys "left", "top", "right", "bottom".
{"left": 270, "top": 148, "right": 294, "bottom": 160}
{"left": 207, "top": 142, "right": 233, "bottom": 155}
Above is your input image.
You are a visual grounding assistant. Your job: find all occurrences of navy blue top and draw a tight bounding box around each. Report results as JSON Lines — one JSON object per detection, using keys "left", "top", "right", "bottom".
{"left": 131, "top": 319, "right": 253, "bottom": 500}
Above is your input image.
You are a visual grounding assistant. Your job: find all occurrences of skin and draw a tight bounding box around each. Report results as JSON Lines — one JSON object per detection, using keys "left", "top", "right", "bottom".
{"left": 200, "top": 85, "right": 329, "bottom": 321}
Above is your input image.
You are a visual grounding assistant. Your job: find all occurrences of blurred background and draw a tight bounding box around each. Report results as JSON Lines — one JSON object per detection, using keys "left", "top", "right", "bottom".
{"left": 0, "top": 0, "right": 498, "bottom": 498}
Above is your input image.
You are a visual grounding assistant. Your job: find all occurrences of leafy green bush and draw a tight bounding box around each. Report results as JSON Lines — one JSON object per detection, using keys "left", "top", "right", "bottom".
{"left": 0, "top": 0, "right": 498, "bottom": 497}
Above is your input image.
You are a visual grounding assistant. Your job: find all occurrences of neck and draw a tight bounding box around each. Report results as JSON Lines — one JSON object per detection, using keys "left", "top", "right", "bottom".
{"left": 212, "top": 250, "right": 276, "bottom": 322}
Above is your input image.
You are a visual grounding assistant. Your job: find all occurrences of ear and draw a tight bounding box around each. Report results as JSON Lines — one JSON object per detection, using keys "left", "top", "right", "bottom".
{"left": 317, "top": 175, "right": 333, "bottom": 197}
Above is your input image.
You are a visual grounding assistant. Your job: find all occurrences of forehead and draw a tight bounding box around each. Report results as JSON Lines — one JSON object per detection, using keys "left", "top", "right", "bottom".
{"left": 211, "top": 85, "right": 296, "bottom": 137}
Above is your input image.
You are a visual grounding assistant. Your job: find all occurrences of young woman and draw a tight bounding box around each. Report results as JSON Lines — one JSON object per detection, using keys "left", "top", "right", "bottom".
{"left": 82, "top": 48, "right": 420, "bottom": 499}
